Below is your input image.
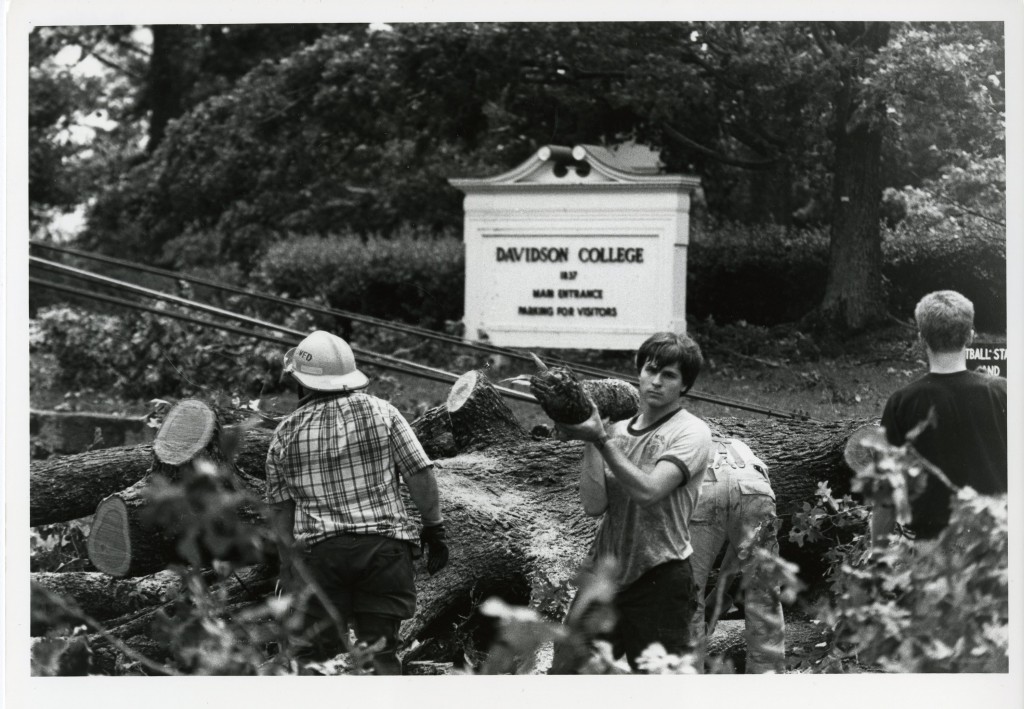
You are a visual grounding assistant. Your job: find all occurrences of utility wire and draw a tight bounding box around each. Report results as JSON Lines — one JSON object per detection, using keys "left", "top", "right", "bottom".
{"left": 32, "top": 276, "right": 495, "bottom": 394}
{"left": 30, "top": 245, "right": 817, "bottom": 420}
{"left": 31, "top": 240, "right": 661, "bottom": 382}
{"left": 30, "top": 264, "right": 538, "bottom": 404}
{"left": 32, "top": 241, "right": 583, "bottom": 366}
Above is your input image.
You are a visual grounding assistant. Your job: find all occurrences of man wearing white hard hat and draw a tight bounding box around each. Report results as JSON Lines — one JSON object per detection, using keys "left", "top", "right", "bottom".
{"left": 265, "top": 330, "right": 448, "bottom": 674}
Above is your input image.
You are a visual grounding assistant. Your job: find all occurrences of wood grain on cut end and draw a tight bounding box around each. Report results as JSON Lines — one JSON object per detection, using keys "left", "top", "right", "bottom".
{"left": 87, "top": 496, "right": 132, "bottom": 577}
{"left": 446, "top": 369, "right": 526, "bottom": 451}
{"left": 446, "top": 370, "right": 480, "bottom": 413}
{"left": 153, "top": 399, "right": 217, "bottom": 466}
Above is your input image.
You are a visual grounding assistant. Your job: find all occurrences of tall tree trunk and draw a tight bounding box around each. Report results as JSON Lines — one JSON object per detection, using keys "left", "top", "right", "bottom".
{"left": 145, "top": 25, "right": 199, "bottom": 153}
{"left": 818, "top": 21, "right": 891, "bottom": 332}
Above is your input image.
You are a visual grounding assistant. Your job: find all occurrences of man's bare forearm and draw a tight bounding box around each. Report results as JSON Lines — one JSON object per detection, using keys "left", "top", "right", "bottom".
{"left": 555, "top": 403, "right": 682, "bottom": 506}
{"left": 598, "top": 440, "right": 683, "bottom": 506}
{"left": 406, "top": 466, "right": 443, "bottom": 525}
{"left": 580, "top": 443, "right": 608, "bottom": 516}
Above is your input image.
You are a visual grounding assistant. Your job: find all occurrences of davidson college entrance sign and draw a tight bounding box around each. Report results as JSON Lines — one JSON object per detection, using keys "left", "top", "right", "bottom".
{"left": 450, "top": 144, "right": 701, "bottom": 350}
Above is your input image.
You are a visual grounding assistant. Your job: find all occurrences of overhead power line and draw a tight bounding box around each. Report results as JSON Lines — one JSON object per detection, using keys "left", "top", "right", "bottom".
{"left": 29, "top": 263, "right": 538, "bottom": 404}
{"left": 30, "top": 244, "right": 817, "bottom": 421}
{"left": 31, "top": 240, "right": 637, "bottom": 379}
{"left": 31, "top": 276, "right": 515, "bottom": 396}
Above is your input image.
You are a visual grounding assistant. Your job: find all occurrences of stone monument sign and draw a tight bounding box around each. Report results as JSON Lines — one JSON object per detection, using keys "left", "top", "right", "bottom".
{"left": 450, "top": 144, "right": 701, "bottom": 350}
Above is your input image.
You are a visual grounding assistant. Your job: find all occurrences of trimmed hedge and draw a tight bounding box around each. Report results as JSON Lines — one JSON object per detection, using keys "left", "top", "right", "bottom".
{"left": 685, "top": 221, "right": 1005, "bottom": 332}
{"left": 255, "top": 227, "right": 464, "bottom": 329}
{"left": 883, "top": 224, "right": 1005, "bottom": 332}
{"left": 686, "top": 224, "right": 830, "bottom": 325}
{"left": 253, "top": 221, "right": 1004, "bottom": 333}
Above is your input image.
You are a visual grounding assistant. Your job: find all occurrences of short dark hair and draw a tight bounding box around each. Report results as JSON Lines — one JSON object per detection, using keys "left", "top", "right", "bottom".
{"left": 915, "top": 290, "right": 974, "bottom": 353}
{"left": 635, "top": 331, "right": 703, "bottom": 392}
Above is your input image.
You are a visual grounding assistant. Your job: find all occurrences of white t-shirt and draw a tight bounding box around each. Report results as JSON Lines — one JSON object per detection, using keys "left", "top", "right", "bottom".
{"left": 587, "top": 407, "right": 712, "bottom": 588}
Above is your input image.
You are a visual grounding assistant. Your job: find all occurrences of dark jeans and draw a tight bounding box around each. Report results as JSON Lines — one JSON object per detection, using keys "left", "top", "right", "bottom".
{"left": 611, "top": 558, "right": 697, "bottom": 670}
{"left": 550, "top": 558, "right": 697, "bottom": 673}
{"left": 287, "top": 534, "right": 416, "bottom": 674}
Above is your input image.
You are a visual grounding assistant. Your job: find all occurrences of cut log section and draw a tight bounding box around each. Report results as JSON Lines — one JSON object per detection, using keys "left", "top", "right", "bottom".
{"left": 152, "top": 399, "right": 218, "bottom": 465}
{"left": 520, "top": 355, "right": 639, "bottom": 425}
{"left": 580, "top": 379, "right": 640, "bottom": 422}
{"left": 444, "top": 369, "right": 526, "bottom": 451}
{"left": 87, "top": 478, "right": 180, "bottom": 578}
{"left": 30, "top": 445, "right": 154, "bottom": 527}
{"left": 87, "top": 400, "right": 265, "bottom": 577}
{"left": 31, "top": 427, "right": 273, "bottom": 526}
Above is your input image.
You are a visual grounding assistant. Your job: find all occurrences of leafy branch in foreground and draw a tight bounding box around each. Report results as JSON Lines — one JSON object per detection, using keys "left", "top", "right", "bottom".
{"left": 798, "top": 424, "right": 1009, "bottom": 673}
{"left": 818, "top": 491, "right": 1007, "bottom": 672}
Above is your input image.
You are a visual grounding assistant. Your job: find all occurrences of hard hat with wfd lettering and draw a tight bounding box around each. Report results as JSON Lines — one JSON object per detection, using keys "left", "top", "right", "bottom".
{"left": 283, "top": 330, "right": 369, "bottom": 392}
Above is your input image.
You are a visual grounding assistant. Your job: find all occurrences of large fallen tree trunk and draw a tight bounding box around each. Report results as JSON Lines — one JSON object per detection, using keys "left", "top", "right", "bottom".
{"left": 30, "top": 427, "right": 272, "bottom": 526}
{"left": 707, "top": 618, "right": 830, "bottom": 673}
{"left": 31, "top": 570, "right": 182, "bottom": 635}
{"left": 39, "top": 372, "right": 865, "bottom": 673}
{"left": 34, "top": 564, "right": 278, "bottom": 675}
{"left": 76, "top": 373, "right": 863, "bottom": 585}
{"left": 404, "top": 414, "right": 863, "bottom": 646}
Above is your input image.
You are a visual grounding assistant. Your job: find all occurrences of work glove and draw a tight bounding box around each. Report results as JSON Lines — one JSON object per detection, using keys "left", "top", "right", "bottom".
{"left": 420, "top": 522, "right": 450, "bottom": 575}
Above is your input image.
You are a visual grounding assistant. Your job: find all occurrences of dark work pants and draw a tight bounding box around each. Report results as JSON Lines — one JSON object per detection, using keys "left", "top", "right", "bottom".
{"left": 550, "top": 558, "right": 697, "bottom": 673}
{"left": 612, "top": 558, "right": 697, "bottom": 670}
{"left": 288, "top": 534, "right": 415, "bottom": 674}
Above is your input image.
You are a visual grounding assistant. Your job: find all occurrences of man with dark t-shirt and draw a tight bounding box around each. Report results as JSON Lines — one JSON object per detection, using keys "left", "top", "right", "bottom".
{"left": 874, "top": 291, "right": 1007, "bottom": 544}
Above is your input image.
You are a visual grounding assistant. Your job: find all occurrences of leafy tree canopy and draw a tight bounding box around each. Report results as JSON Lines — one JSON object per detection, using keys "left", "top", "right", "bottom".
{"left": 30, "top": 21, "right": 1005, "bottom": 328}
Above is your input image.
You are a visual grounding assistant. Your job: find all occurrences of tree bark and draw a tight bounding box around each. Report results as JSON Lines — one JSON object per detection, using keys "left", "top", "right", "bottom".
{"left": 580, "top": 378, "right": 642, "bottom": 422}
{"left": 31, "top": 570, "right": 181, "bottom": 635}
{"left": 86, "top": 400, "right": 267, "bottom": 577}
{"left": 31, "top": 445, "right": 155, "bottom": 527}
{"left": 145, "top": 25, "right": 200, "bottom": 153}
{"left": 30, "top": 427, "right": 272, "bottom": 526}
{"left": 816, "top": 21, "right": 891, "bottom": 332}
{"left": 410, "top": 405, "right": 458, "bottom": 459}
{"left": 40, "top": 377, "right": 869, "bottom": 673}
{"left": 707, "top": 618, "right": 829, "bottom": 672}
{"left": 72, "top": 409, "right": 863, "bottom": 583}
{"left": 81, "top": 564, "right": 277, "bottom": 675}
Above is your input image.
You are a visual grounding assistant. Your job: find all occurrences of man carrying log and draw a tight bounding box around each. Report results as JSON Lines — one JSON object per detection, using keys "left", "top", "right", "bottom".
{"left": 265, "top": 330, "right": 449, "bottom": 674}
{"left": 551, "top": 331, "right": 712, "bottom": 672}
{"left": 873, "top": 290, "right": 1008, "bottom": 547}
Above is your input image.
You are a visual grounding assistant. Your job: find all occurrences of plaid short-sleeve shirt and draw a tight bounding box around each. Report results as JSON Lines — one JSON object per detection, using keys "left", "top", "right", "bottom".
{"left": 265, "top": 392, "right": 433, "bottom": 545}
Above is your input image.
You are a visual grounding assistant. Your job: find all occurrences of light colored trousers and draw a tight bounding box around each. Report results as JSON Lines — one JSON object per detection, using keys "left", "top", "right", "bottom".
{"left": 688, "top": 442, "right": 786, "bottom": 673}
